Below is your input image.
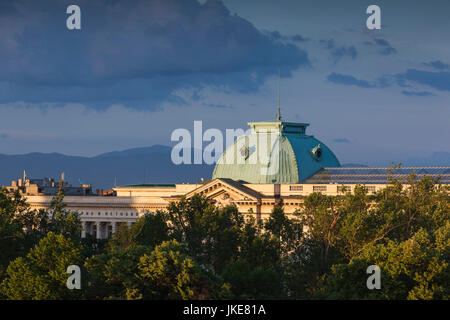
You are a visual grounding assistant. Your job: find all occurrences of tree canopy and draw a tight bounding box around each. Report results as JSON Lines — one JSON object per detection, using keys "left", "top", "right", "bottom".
{"left": 0, "top": 172, "right": 448, "bottom": 300}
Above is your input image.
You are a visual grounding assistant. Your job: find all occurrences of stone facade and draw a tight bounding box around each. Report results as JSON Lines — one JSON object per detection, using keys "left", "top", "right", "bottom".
{"left": 23, "top": 178, "right": 386, "bottom": 239}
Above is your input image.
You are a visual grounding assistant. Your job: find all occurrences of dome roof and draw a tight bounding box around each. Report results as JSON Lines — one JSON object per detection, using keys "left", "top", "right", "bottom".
{"left": 212, "top": 120, "right": 340, "bottom": 183}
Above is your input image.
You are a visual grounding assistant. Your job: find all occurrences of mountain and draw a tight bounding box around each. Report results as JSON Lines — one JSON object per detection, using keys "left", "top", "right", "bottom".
{"left": 1, "top": 146, "right": 448, "bottom": 190}
{"left": 0, "top": 145, "right": 214, "bottom": 190}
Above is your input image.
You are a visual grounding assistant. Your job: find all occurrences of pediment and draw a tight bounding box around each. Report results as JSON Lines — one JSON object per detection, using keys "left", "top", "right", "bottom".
{"left": 184, "top": 178, "right": 260, "bottom": 202}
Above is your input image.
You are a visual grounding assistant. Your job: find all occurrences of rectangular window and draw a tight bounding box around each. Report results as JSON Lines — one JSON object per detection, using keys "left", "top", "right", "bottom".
{"left": 337, "top": 186, "right": 350, "bottom": 193}
{"left": 313, "top": 186, "right": 327, "bottom": 192}
{"left": 289, "top": 185, "right": 303, "bottom": 191}
{"left": 367, "top": 186, "right": 376, "bottom": 192}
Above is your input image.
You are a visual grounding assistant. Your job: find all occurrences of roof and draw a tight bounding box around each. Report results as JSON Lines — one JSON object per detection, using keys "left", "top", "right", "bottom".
{"left": 117, "top": 184, "right": 176, "bottom": 188}
{"left": 212, "top": 120, "right": 340, "bottom": 184}
{"left": 304, "top": 167, "right": 450, "bottom": 184}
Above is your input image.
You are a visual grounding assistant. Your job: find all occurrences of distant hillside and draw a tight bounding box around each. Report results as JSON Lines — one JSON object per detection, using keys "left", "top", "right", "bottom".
{"left": 0, "top": 145, "right": 214, "bottom": 190}
{"left": 1, "top": 146, "right": 448, "bottom": 190}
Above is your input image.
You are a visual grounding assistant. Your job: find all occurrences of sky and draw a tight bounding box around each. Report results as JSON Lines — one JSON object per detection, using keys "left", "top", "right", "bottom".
{"left": 0, "top": 0, "right": 449, "bottom": 165}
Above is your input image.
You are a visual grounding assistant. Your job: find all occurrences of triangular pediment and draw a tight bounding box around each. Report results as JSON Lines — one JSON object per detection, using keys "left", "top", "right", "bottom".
{"left": 184, "top": 178, "right": 260, "bottom": 202}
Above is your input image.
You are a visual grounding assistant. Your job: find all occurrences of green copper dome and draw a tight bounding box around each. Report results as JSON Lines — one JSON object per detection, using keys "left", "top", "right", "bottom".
{"left": 212, "top": 120, "right": 340, "bottom": 183}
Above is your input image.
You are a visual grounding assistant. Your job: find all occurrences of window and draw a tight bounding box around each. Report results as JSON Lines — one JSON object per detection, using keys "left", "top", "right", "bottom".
{"left": 367, "top": 186, "right": 376, "bottom": 192}
{"left": 313, "top": 186, "right": 327, "bottom": 192}
{"left": 337, "top": 186, "right": 350, "bottom": 193}
{"left": 289, "top": 185, "right": 303, "bottom": 191}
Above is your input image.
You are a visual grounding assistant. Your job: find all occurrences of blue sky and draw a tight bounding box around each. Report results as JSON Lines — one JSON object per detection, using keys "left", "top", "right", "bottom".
{"left": 0, "top": 0, "right": 449, "bottom": 165}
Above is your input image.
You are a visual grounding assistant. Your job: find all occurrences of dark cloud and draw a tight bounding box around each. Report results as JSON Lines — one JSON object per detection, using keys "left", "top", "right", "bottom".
{"left": 290, "top": 34, "right": 309, "bottom": 42}
{"left": 0, "top": 133, "right": 10, "bottom": 139}
{"left": 373, "top": 38, "right": 390, "bottom": 47}
{"left": 265, "top": 30, "right": 309, "bottom": 43}
{"left": 397, "top": 69, "right": 450, "bottom": 91}
{"left": 320, "top": 39, "right": 357, "bottom": 63}
{"left": 0, "top": 0, "right": 309, "bottom": 110}
{"left": 401, "top": 90, "right": 433, "bottom": 97}
{"left": 423, "top": 61, "right": 450, "bottom": 70}
{"left": 328, "top": 68, "right": 449, "bottom": 96}
{"left": 364, "top": 38, "right": 397, "bottom": 55}
{"left": 327, "top": 73, "right": 374, "bottom": 88}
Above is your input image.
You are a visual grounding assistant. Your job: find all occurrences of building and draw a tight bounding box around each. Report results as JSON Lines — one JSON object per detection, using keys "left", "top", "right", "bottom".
{"left": 8, "top": 171, "right": 93, "bottom": 196}
{"left": 5, "top": 118, "right": 449, "bottom": 239}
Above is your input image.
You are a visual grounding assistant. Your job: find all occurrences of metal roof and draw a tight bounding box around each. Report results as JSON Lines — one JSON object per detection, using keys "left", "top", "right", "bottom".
{"left": 304, "top": 167, "right": 450, "bottom": 184}
{"left": 212, "top": 121, "right": 340, "bottom": 183}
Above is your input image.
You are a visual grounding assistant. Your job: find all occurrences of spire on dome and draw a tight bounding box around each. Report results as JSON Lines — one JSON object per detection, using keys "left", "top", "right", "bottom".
{"left": 276, "top": 68, "right": 281, "bottom": 121}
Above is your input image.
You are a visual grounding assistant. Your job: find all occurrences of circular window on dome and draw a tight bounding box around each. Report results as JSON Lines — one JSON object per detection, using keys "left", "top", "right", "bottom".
{"left": 311, "top": 144, "right": 322, "bottom": 161}
{"left": 240, "top": 146, "right": 249, "bottom": 159}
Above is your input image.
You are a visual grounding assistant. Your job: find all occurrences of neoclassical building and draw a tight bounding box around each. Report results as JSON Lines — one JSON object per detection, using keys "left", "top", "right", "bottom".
{"left": 13, "top": 118, "right": 450, "bottom": 239}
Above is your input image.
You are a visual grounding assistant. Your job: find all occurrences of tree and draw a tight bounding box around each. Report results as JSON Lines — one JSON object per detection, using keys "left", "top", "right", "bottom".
{"left": 0, "top": 188, "right": 49, "bottom": 282}
{"left": 165, "top": 195, "right": 243, "bottom": 273}
{"left": 45, "top": 189, "right": 82, "bottom": 239}
{"left": 319, "top": 225, "right": 450, "bottom": 300}
{"left": 0, "top": 232, "right": 84, "bottom": 300}
{"left": 109, "top": 211, "right": 169, "bottom": 250}
{"left": 134, "top": 240, "right": 231, "bottom": 300}
{"left": 221, "top": 260, "right": 284, "bottom": 299}
{"left": 84, "top": 245, "right": 152, "bottom": 300}
{"left": 298, "top": 192, "right": 345, "bottom": 273}
{"left": 265, "top": 206, "right": 302, "bottom": 256}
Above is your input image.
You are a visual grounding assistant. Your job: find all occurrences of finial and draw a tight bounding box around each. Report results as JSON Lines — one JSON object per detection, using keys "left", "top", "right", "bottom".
{"left": 276, "top": 68, "right": 281, "bottom": 121}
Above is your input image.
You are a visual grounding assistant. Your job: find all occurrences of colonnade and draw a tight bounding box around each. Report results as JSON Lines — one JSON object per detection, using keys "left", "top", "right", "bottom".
{"left": 81, "top": 220, "right": 133, "bottom": 239}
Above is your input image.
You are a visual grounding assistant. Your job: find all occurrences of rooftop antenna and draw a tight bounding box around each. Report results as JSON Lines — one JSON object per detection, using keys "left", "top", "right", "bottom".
{"left": 276, "top": 67, "right": 281, "bottom": 121}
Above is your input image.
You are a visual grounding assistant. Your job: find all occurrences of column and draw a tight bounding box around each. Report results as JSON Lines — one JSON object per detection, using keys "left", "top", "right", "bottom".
{"left": 81, "top": 221, "right": 87, "bottom": 238}
{"left": 90, "top": 222, "right": 95, "bottom": 236}
{"left": 112, "top": 221, "right": 117, "bottom": 234}
{"left": 96, "top": 221, "right": 102, "bottom": 240}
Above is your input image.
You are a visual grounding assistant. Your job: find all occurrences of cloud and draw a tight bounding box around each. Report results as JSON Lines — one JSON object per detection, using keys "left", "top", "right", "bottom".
{"left": 397, "top": 69, "right": 450, "bottom": 91}
{"left": 327, "top": 73, "right": 374, "bottom": 88}
{"left": 423, "top": 61, "right": 450, "bottom": 70}
{"left": 290, "top": 34, "right": 309, "bottom": 42}
{"left": 0, "top": 133, "right": 10, "bottom": 139}
{"left": 0, "top": 0, "right": 310, "bottom": 110}
{"left": 365, "top": 38, "right": 397, "bottom": 55}
{"left": 328, "top": 68, "right": 447, "bottom": 96}
{"left": 319, "top": 39, "right": 357, "bottom": 63}
{"left": 265, "top": 30, "right": 309, "bottom": 43}
{"left": 401, "top": 90, "right": 433, "bottom": 97}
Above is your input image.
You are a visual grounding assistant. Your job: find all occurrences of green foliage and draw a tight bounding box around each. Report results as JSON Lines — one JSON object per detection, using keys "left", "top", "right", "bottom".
{"left": 84, "top": 245, "right": 152, "bottom": 299}
{"left": 109, "top": 211, "right": 169, "bottom": 250}
{"left": 46, "top": 189, "right": 82, "bottom": 239}
{"left": 0, "top": 168, "right": 448, "bottom": 300}
{"left": 134, "top": 240, "right": 231, "bottom": 300}
{"left": 221, "top": 260, "right": 284, "bottom": 299}
{"left": 165, "top": 195, "right": 243, "bottom": 272}
{"left": 265, "top": 206, "right": 302, "bottom": 255}
{"left": 0, "top": 232, "right": 83, "bottom": 300}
